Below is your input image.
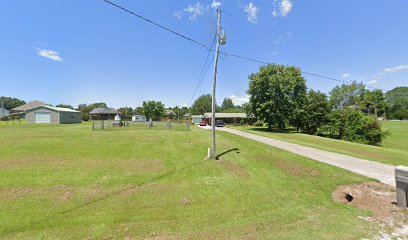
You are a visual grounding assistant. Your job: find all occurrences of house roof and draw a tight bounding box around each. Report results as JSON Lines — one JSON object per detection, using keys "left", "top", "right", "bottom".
{"left": 27, "top": 105, "right": 80, "bottom": 113}
{"left": 204, "top": 112, "right": 248, "bottom": 118}
{"left": 11, "top": 101, "right": 46, "bottom": 112}
{"left": 191, "top": 115, "right": 203, "bottom": 118}
{"left": 89, "top": 107, "right": 118, "bottom": 115}
{"left": 183, "top": 113, "right": 191, "bottom": 117}
{"left": 166, "top": 110, "right": 176, "bottom": 115}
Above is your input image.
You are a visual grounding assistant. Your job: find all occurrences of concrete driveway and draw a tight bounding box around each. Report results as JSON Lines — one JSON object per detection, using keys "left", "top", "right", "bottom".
{"left": 199, "top": 126, "right": 396, "bottom": 186}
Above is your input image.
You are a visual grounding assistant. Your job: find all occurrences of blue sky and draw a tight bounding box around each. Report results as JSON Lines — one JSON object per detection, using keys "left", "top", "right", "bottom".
{"left": 1, "top": 0, "right": 407, "bottom": 108}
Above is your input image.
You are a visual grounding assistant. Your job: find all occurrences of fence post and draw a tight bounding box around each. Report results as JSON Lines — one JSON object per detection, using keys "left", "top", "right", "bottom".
{"left": 101, "top": 120, "right": 104, "bottom": 130}
{"left": 92, "top": 121, "right": 94, "bottom": 131}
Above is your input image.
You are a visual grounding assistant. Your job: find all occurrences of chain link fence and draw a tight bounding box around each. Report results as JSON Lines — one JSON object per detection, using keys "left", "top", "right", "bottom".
{"left": 92, "top": 120, "right": 191, "bottom": 131}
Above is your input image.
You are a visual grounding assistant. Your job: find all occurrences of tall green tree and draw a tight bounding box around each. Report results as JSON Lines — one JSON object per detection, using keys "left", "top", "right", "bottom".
{"left": 247, "top": 64, "right": 307, "bottom": 130}
{"left": 385, "top": 87, "right": 408, "bottom": 119}
{"left": 191, "top": 94, "right": 215, "bottom": 115}
{"left": 362, "top": 89, "right": 385, "bottom": 117}
{"left": 329, "top": 81, "right": 366, "bottom": 110}
{"left": 133, "top": 107, "right": 144, "bottom": 115}
{"left": 301, "top": 90, "right": 331, "bottom": 135}
{"left": 77, "top": 102, "right": 107, "bottom": 113}
{"left": 118, "top": 107, "right": 133, "bottom": 117}
{"left": 142, "top": 100, "right": 165, "bottom": 120}
{"left": 221, "top": 98, "right": 235, "bottom": 110}
{"left": 0, "top": 96, "right": 26, "bottom": 110}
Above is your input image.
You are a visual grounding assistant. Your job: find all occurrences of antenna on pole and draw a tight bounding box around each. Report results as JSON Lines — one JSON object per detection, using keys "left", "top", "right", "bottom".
{"left": 210, "top": 9, "right": 224, "bottom": 159}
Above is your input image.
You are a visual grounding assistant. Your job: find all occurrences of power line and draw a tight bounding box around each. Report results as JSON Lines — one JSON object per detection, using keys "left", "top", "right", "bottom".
{"left": 101, "top": 0, "right": 384, "bottom": 92}
{"left": 223, "top": 52, "right": 385, "bottom": 91}
{"left": 102, "top": 0, "right": 210, "bottom": 51}
{"left": 188, "top": 35, "right": 217, "bottom": 106}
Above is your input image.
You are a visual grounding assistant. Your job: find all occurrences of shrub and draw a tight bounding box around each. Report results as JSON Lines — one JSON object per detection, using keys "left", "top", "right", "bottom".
{"left": 329, "top": 109, "right": 386, "bottom": 145}
{"left": 82, "top": 113, "right": 90, "bottom": 121}
{"left": 255, "top": 121, "right": 264, "bottom": 127}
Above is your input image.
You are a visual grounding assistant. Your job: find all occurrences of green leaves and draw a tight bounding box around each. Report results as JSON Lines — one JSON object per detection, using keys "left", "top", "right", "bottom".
{"left": 247, "top": 64, "right": 307, "bottom": 130}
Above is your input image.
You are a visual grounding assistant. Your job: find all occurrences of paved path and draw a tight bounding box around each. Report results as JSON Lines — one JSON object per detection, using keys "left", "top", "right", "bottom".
{"left": 201, "top": 126, "right": 396, "bottom": 186}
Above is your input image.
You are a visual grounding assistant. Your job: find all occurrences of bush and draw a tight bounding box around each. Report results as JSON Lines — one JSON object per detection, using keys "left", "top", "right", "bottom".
{"left": 82, "top": 113, "right": 90, "bottom": 121}
{"left": 255, "top": 121, "right": 264, "bottom": 127}
{"left": 329, "top": 109, "right": 386, "bottom": 145}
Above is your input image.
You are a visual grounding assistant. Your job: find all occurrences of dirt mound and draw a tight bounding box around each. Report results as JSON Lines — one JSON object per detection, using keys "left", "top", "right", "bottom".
{"left": 332, "top": 182, "right": 399, "bottom": 219}
{"left": 333, "top": 182, "right": 408, "bottom": 239}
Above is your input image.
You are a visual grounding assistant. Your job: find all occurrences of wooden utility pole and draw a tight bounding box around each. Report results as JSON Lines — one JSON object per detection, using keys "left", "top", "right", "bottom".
{"left": 211, "top": 9, "right": 222, "bottom": 158}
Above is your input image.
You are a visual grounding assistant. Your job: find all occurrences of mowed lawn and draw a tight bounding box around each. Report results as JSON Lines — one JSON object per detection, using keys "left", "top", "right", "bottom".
{"left": 231, "top": 121, "right": 408, "bottom": 166}
{"left": 0, "top": 123, "right": 377, "bottom": 239}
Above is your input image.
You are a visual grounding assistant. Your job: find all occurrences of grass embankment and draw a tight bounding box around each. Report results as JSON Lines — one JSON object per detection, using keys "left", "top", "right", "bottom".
{"left": 0, "top": 123, "right": 376, "bottom": 239}
{"left": 231, "top": 121, "right": 408, "bottom": 166}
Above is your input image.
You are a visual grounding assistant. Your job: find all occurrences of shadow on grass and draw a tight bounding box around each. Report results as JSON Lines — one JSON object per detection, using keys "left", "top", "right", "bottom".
{"left": 245, "top": 127, "right": 296, "bottom": 134}
{"left": 216, "top": 148, "right": 239, "bottom": 160}
{"left": 2, "top": 160, "right": 206, "bottom": 237}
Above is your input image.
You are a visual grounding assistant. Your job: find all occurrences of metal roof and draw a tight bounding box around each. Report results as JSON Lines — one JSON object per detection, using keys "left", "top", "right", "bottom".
{"left": 89, "top": 107, "right": 118, "bottom": 115}
{"left": 26, "top": 105, "right": 80, "bottom": 113}
{"left": 203, "top": 112, "right": 248, "bottom": 118}
{"left": 11, "top": 101, "right": 46, "bottom": 112}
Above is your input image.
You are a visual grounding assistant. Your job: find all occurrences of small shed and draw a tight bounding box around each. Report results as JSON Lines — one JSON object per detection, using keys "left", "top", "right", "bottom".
{"left": 132, "top": 115, "right": 146, "bottom": 122}
{"left": 25, "top": 106, "right": 81, "bottom": 124}
{"left": 89, "top": 107, "right": 119, "bottom": 120}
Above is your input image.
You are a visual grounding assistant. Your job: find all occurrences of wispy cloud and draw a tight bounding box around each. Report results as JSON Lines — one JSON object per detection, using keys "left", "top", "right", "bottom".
{"left": 173, "top": 11, "right": 182, "bottom": 20}
{"left": 230, "top": 95, "right": 249, "bottom": 106}
{"left": 368, "top": 64, "right": 408, "bottom": 85}
{"left": 244, "top": 2, "right": 258, "bottom": 23}
{"left": 272, "top": 0, "right": 293, "bottom": 17}
{"left": 211, "top": 0, "right": 221, "bottom": 9}
{"left": 341, "top": 73, "right": 350, "bottom": 78}
{"left": 184, "top": 2, "right": 204, "bottom": 20}
{"left": 383, "top": 64, "right": 408, "bottom": 73}
{"left": 35, "top": 48, "right": 63, "bottom": 62}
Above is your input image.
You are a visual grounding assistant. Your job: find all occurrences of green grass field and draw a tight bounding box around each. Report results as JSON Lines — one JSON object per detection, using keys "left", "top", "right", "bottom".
{"left": 231, "top": 121, "right": 408, "bottom": 166}
{"left": 0, "top": 123, "right": 378, "bottom": 239}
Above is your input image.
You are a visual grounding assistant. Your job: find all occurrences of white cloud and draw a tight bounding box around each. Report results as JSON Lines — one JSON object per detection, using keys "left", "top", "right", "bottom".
{"left": 272, "top": 0, "right": 293, "bottom": 17}
{"left": 383, "top": 64, "right": 408, "bottom": 73}
{"left": 341, "top": 73, "right": 350, "bottom": 78}
{"left": 36, "top": 48, "right": 63, "bottom": 62}
{"left": 230, "top": 95, "right": 249, "bottom": 106}
{"left": 184, "top": 2, "right": 204, "bottom": 20}
{"left": 280, "top": 0, "right": 293, "bottom": 16}
{"left": 211, "top": 0, "right": 221, "bottom": 9}
{"left": 173, "top": 11, "right": 182, "bottom": 19}
{"left": 367, "top": 79, "right": 378, "bottom": 85}
{"left": 244, "top": 2, "right": 258, "bottom": 23}
{"left": 367, "top": 64, "right": 408, "bottom": 85}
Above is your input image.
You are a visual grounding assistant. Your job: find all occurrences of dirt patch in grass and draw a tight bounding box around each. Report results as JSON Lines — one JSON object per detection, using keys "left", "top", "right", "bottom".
{"left": 333, "top": 182, "right": 408, "bottom": 239}
{"left": 216, "top": 159, "right": 247, "bottom": 177}
{"left": 348, "top": 149, "right": 386, "bottom": 160}
{"left": 274, "top": 160, "right": 320, "bottom": 177}
{"left": 0, "top": 185, "right": 74, "bottom": 204}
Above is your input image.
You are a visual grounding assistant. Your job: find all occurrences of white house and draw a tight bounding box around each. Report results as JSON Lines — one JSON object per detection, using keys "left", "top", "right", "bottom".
{"left": 132, "top": 115, "right": 146, "bottom": 122}
{"left": 191, "top": 115, "right": 203, "bottom": 124}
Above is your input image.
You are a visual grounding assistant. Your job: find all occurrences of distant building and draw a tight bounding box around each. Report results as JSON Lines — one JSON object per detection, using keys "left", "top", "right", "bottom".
{"left": 203, "top": 112, "right": 254, "bottom": 125}
{"left": 191, "top": 115, "right": 203, "bottom": 124}
{"left": 0, "top": 107, "right": 10, "bottom": 118}
{"left": 165, "top": 109, "right": 176, "bottom": 119}
{"left": 11, "top": 100, "right": 46, "bottom": 114}
{"left": 132, "top": 115, "right": 146, "bottom": 122}
{"left": 89, "top": 107, "right": 119, "bottom": 120}
{"left": 25, "top": 106, "right": 81, "bottom": 124}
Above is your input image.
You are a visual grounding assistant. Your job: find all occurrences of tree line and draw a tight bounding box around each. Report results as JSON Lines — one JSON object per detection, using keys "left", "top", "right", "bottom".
{"left": 245, "top": 64, "right": 408, "bottom": 145}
